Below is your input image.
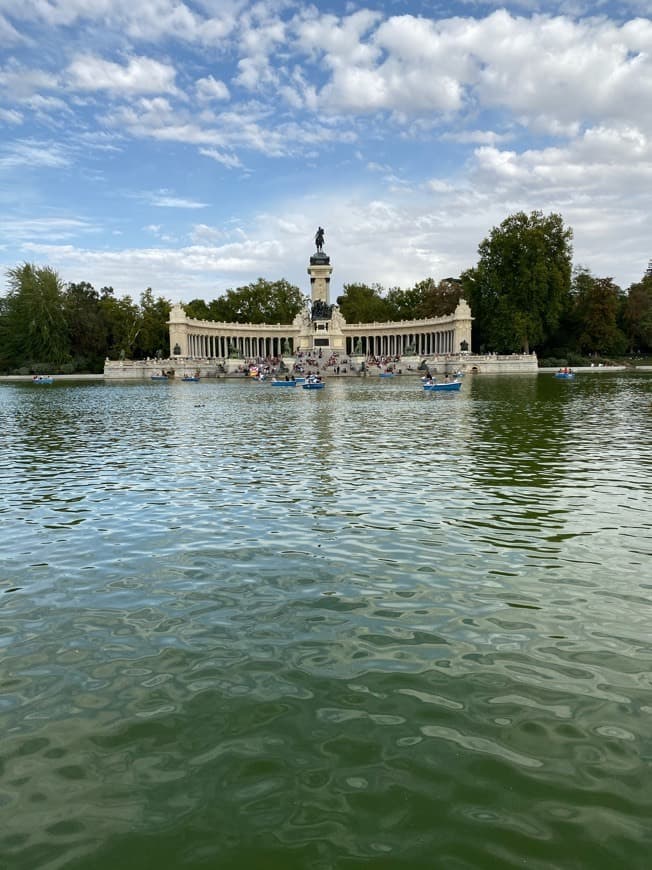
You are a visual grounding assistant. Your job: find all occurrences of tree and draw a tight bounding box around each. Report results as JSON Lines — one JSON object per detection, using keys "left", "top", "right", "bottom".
{"left": 336, "top": 283, "right": 390, "bottom": 323}
{"left": 0, "top": 263, "right": 69, "bottom": 371}
{"left": 385, "top": 285, "right": 423, "bottom": 321}
{"left": 183, "top": 299, "right": 213, "bottom": 321}
{"left": 417, "top": 277, "right": 463, "bottom": 318}
{"left": 99, "top": 290, "right": 142, "bottom": 359}
{"left": 573, "top": 269, "right": 626, "bottom": 356}
{"left": 211, "top": 278, "right": 303, "bottom": 324}
{"left": 63, "top": 281, "right": 109, "bottom": 369}
{"left": 620, "top": 266, "right": 652, "bottom": 353}
{"left": 461, "top": 211, "right": 573, "bottom": 353}
{"left": 133, "top": 288, "right": 171, "bottom": 358}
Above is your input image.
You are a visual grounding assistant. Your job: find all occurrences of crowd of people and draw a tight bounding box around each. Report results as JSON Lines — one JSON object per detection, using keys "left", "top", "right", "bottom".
{"left": 230, "top": 350, "right": 415, "bottom": 379}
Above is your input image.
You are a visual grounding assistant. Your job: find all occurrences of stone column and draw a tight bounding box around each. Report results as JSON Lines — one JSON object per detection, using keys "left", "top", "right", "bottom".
{"left": 307, "top": 252, "right": 333, "bottom": 305}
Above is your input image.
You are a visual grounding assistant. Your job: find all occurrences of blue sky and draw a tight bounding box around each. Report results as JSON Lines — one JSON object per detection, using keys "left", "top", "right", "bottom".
{"left": 1, "top": 0, "right": 651, "bottom": 302}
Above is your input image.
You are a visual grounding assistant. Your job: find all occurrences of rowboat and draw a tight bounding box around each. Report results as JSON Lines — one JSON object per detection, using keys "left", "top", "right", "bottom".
{"left": 182, "top": 376, "right": 200, "bottom": 382}
{"left": 151, "top": 375, "right": 168, "bottom": 381}
{"left": 554, "top": 371, "right": 574, "bottom": 379}
{"left": 379, "top": 372, "right": 394, "bottom": 378}
{"left": 423, "top": 380, "right": 462, "bottom": 392}
{"left": 302, "top": 377, "right": 324, "bottom": 390}
{"left": 32, "top": 375, "right": 54, "bottom": 385}
{"left": 272, "top": 379, "right": 297, "bottom": 387}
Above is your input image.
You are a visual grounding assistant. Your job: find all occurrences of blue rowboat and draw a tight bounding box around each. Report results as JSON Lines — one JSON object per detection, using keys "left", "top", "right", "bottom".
{"left": 182, "top": 376, "right": 199, "bottom": 382}
{"left": 151, "top": 375, "right": 168, "bottom": 381}
{"left": 379, "top": 372, "right": 394, "bottom": 378}
{"left": 423, "top": 380, "right": 462, "bottom": 392}
{"left": 554, "top": 372, "right": 574, "bottom": 379}
{"left": 32, "top": 376, "right": 54, "bottom": 384}
{"left": 302, "top": 379, "right": 324, "bottom": 390}
{"left": 272, "top": 379, "right": 297, "bottom": 387}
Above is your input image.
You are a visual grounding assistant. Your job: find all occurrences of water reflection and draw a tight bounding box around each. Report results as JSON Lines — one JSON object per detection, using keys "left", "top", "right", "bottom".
{"left": 1, "top": 373, "right": 651, "bottom": 869}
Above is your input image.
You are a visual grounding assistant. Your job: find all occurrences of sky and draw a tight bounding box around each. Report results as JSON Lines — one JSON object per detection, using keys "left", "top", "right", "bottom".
{"left": 1, "top": 0, "right": 652, "bottom": 304}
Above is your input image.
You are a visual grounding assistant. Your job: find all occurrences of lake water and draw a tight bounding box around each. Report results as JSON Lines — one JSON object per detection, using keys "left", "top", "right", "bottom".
{"left": 1, "top": 372, "right": 651, "bottom": 869}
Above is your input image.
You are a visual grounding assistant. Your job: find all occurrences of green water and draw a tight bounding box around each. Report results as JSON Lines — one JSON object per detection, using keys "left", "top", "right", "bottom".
{"left": 1, "top": 373, "right": 651, "bottom": 869}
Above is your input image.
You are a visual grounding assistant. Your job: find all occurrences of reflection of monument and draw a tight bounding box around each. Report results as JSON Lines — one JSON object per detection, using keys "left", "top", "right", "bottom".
{"left": 163, "top": 229, "right": 476, "bottom": 363}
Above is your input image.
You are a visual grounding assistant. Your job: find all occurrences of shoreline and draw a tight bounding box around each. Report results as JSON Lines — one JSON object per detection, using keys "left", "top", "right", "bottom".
{"left": 2, "top": 366, "right": 651, "bottom": 383}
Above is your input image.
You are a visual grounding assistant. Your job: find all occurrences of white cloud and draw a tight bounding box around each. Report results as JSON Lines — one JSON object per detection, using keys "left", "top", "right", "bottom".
{"left": 67, "top": 54, "right": 178, "bottom": 94}
{"left": 0, "top": 12, "right": 24, "bottom": 43}
{"left": 2, "top": 4, "right": 652, "bottom": 297}
{"left": 22, "top": 94, "right": 71, "bottom": 118}
{"left": 0, "top": 107, "right": 22, "bottom": 124}
{"left": 442, "top": 130, "right": 513, "bottom": 145}
{"left": 103, "top": 99, "right": 228, "bottom": 147}
{"left": 199, "top": 147, "right": 243, "bottom": 168}
{"left": 0, "top": 215, "right": 96, "bottom": 240}
{"left": 0, "top": 139, "right": 71, "bottom": 169}
{"left": 286, "top": 9, "right": 652, "bottom": 139}
{"left": 470, "top": 124, "right": 652, "bottom": 200}
{"left": 234, "top": 55, "right": 279, "bottom": 91}
{"left": 13, "top": 236, "right": 286, "bottom": 299}
{"left": 148, "top": 191, "right": 209, "bottom": 208}
{"left": 190, "top": 223, "right": 224, "bottom": 243}
{"left": 195, "top": 75, "right": 230, "bottom": 101}
{"left": 0, "top": 63, "right": 59, "bottom": 99}
{"left": 0, "top": 0, "right": 241, "bottom": 44}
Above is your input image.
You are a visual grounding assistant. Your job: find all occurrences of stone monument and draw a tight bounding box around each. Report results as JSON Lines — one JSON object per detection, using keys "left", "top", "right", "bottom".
{"left": 308, "top": 226, "right": 332, "bottom": 306}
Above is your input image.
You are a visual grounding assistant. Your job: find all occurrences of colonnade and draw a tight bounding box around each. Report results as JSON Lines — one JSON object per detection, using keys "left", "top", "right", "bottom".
{"left": 344, "top": 328, "right": 457, "bottom": 358}
{"left": 185, "top": 332, "right": 293, "bottom": 359}
{"left": 169, "top": 301, "right": 473, "bottom": 361}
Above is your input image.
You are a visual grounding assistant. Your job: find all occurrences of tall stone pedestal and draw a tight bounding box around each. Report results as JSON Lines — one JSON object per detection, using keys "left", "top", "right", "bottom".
{"left": 308, "top": 252, "right": 332, "bottom": 305}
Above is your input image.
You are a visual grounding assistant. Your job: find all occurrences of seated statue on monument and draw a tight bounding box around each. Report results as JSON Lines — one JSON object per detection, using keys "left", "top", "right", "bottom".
{"left": 311, "top": 298, "right": 333, "bottom": 321}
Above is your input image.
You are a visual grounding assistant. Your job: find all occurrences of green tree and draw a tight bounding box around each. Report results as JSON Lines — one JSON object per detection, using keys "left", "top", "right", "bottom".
{"left": 461, "top": 211, "right": 573, "bottom": 353}
{"left": 336, "top": 283, "right": 390, "bottom": 323}
{"left": 418, "top": 277, "right": 463, "bottom": 318}
{"left": 621, "top": 269, "right": 652, "bottom": 353}
{"left": 183, "top": 299, "right": 213, "bottom": 321}
{"left": 384, "top": 285, "right": 421, "bottom": 321}
{"left": 210, "top": 278, "right": 303, "bottom": 324}
{"left": 133, "top": 288, "right": 171, "bottom": 358}
{"left": 0, "top": 263, "right": 69, "bottom": 371}
{"left": 63, "top": 281, "right": 109, "bottom": 370}
{"left": 573, "top": 269, "right": 626, "bottom": 356}
{"left": 99, "top": 287, "right": 142, "bottom": 359}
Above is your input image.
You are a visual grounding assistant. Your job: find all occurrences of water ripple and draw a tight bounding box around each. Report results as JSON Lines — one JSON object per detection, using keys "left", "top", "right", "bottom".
{"left": 1, "top": 374, "right": 651, "bottom": 868}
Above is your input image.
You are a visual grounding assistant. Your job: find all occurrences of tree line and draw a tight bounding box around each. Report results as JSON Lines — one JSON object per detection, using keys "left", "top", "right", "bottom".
{"left": 1, "top": 211, "right": 651, "bottom": 374}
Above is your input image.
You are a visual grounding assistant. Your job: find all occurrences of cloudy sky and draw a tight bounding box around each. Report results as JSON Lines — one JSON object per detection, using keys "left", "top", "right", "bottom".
{"left": 1, "top": 0, "right": 651, "bottom": 303}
